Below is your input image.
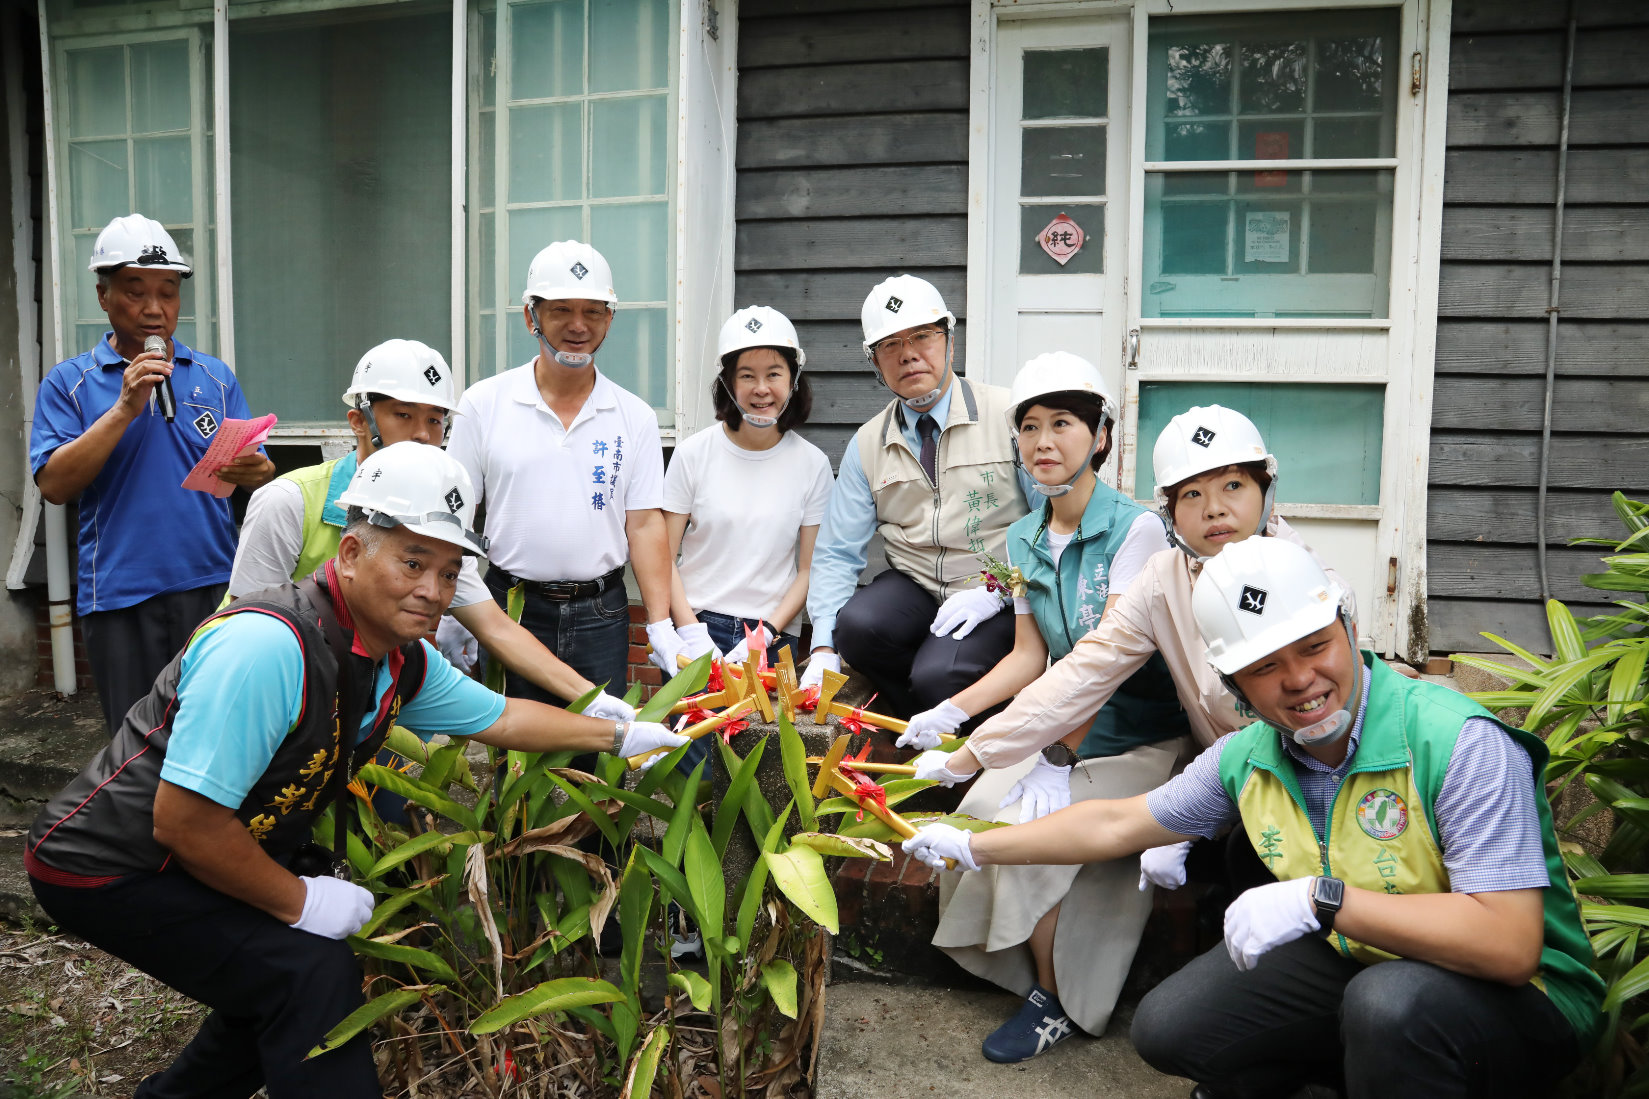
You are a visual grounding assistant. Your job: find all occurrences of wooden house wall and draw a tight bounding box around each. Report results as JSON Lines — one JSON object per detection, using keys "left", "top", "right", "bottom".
{"left": 1427, "top": 0, "right": 1649, "bottom": 652}
{"left": 733, "top": 0, "right": 971, "bottom": 466}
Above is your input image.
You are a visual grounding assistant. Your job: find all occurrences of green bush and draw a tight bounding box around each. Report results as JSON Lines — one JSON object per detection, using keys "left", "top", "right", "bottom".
{"left": 1455, "top": 492, "right": 1649, "bottom": 1097}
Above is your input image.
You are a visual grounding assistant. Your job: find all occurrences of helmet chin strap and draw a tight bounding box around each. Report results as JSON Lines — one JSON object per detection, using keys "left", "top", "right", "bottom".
{"left": 1013, "top": 429, "right": 1104, "bottom": 499}
{"left": 882, "top": 330, "right": 954, "bottom": 410}
{"left": 533, "top": 324, "right": 593, "bottom": 369}
{"left": 1222, "top": 613, "right": 1362, "bottom": 748}
{"left": 356, "top": 398, "right": 383, "bottom": 450}
{"left": 1164, "top": 475, "right": 1279, "bottom": 564}
{"left": 717, "top": 372, "right": 796, "bottom": 430}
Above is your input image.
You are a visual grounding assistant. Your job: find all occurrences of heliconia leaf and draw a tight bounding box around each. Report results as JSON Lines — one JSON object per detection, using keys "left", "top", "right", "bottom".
{"left": 761, "top": 959, "right": 799, "bottom": 1019}
{"left": 346, "top": 936, "right": 459, "bottom": 984}
{"left": 358, "top": 875, "right": 446, "bottom": 939}
{"left": 635, "top": 653, "right": 711, "bottom": 723}
{"left": 668, "top": 970, "right": 713, "bottom": 1011}
{"left": 778, "top": 715, "right": 817, "bottom": 833}
{"left": 366, "top": 830, "right": 490, "bottom": 880}
{"left": 737, "top": 807, "right": 791, "bottom": 951}
{"left": 620, "top": 1024, "right": 669, "bottom": 1099}
{"left": 685, "top": 820, "right": 726, "bottom": 948}
{"left": 762, "top": 846, "right": 837, "bottom": 935}
{"left": 468, "top": 976, "right": 625, "bottom": 1034}
{"left": 788, "top": 832, "right": 892, "bottom": 860}
{"left": 356, "top": 764, "right": 479, "bottom": 832}
{"left": 306, "top": 987, "right": 428, "bottom": 1058}
{"left": 714, "top": 735, "right": 767, "bottom": 858}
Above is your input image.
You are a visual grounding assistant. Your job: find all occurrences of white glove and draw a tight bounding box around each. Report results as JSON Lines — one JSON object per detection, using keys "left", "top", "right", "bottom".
{"left": 902, "top": 823, "right": 981, "bottom": 872}
{"left": 798, "top": 651, "right": 842, "bottom": 691}
{"left": 291, "top": 876, "right": 376, "bottom": 940}
{"left": 582, "top": 691, "right": 636, "bottom": 723}
{"left": 896, "top": 699, "right": 969, "bottom": 750}
{"left": 1138, "top": 840, "right": 1193, "bottom": 892}
{"left": 435, "top": 616, "right": 479, "bottom": 674}
{"left": 617, "top": 720, "right": 690, "bottom": 772}
{"left": 911, "top": 749, "right": 975, "bottom": 787}
{"left": 1223, "top": 877, "right": 1320, "bottom": 971}
{"left": 999, "top": 754, "right": 1073, "bottom": 824}
{"left": 723, "top": 623, "right": 773, "bottom": 666}
{"left": 929, "top": 586, "right": 1007, "bottom": 640}
{"left": 646, "top": 620, "right": 688, "bottom": 676}
{"left": 675, "top": 621, "right": 721, "bottom": 662}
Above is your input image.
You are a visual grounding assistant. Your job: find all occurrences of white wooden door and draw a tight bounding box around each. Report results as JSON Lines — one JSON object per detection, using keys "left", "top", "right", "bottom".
{"left": 983, "top": 14, "right": 1132, "bottom": 487}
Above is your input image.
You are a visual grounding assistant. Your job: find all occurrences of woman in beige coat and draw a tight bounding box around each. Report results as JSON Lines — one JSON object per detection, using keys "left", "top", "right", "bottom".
{"left": 914, "top": 404, "right": 1355, "bottom": 1061}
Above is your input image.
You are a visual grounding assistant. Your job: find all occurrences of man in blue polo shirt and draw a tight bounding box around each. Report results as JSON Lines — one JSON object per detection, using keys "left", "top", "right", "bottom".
{"left": 30, "top": 213, "right": 275, "bottom": 731}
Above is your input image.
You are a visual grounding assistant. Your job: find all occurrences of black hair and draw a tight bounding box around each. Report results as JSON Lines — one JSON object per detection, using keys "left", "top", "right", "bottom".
{"left": 1015, "top": 390, "right": 1115, "bottom": 471}
{"left": 712, "top": 347, "right": 812, "bottom": 434}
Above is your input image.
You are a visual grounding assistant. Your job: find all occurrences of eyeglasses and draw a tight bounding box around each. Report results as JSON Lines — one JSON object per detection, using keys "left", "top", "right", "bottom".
{"left": 871, "top": 328, "right": 947, "bottom": 361}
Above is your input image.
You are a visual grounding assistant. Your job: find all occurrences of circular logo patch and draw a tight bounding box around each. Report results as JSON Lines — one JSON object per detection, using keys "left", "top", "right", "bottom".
{"left": 1356, "top": 788, "right": 1408, "bottom": 841}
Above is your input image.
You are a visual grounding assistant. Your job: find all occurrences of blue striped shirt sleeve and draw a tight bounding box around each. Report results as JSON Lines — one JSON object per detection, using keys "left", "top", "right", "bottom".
{"left": 1433, "top": 716, "right": 1550, "bottom": 894}
{"left": 1147, "top": 735, "right": 1241, "bottom": 838}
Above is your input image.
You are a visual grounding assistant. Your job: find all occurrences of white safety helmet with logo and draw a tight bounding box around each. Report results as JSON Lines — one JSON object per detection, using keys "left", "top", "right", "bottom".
{"left": 1153, "top": 404, "right": 1278, "bottom": 559}
{"left": 716, "top": 305, "right": 807, "bottom": 429}
{"left": 337, "top": 441, "right": 489, "bottom": 557}
{"left": 860, "top": 274, "right": 955, "bottom": 356}
{"left": 521, "top": 241, "right": 616, "bottom": 369}
{"left": 1006, "top": 351, "right": 1116, "bottom": 498}
{"left": 340, "top": 339, "right": 457, "bottom": 449}
{"left": 1192, "top": 537, "right": 1360, "bottom": 747}
{"left": 89, "top": 214, "right": 193, "bottom": 277}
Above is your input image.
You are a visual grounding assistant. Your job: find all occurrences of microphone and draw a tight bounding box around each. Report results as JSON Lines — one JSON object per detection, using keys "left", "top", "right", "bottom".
{"left": 143, "top": 335, "right": 176, "bottom": 422}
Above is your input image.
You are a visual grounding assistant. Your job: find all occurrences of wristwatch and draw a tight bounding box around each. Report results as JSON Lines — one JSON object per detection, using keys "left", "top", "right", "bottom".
{"left": 1312, "top": 876, "right": 1346, "bottom": 936}
{"left": 612, "top": 720, "right": 629, "bottom": 755}
{"left": 1040, "top": 742, "right": 1079, "bottom": 768}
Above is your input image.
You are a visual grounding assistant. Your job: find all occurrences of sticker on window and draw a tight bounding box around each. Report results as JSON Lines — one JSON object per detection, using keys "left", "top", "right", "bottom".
{"left": 1244, "top": 212, "right": 1290, "bottom": 264}
{"left": 1038, "top": 212, "right": 1086, "bottom": 267}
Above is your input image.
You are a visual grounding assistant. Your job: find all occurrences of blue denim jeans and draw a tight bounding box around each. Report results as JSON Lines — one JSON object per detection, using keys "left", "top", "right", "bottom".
{"left": 483, "top": 569, "right": 632, "bottom": 708}
{"left": 669, "top": 611, "right": 801, "bottom": 776}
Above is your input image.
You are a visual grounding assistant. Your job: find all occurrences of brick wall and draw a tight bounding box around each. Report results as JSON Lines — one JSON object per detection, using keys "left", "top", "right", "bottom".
{"left": 626, "top": 603, "right": 662, "bottom": 700}
{"left": 32, "top": 599, "right": 93, "bottom": 692}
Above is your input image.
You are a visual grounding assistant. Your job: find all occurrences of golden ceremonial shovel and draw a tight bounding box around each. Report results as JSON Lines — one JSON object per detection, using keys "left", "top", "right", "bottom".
{"left": 625, "top": 696, "right": 758, "bottom": 771}
{"left": 803, "top": 757, "right": 916, "bottom": 777}
{"left": 670, "top": 659, "right": 748, "bottom": 714}
{"left": 812, "top": 669, "right": 951, "bottom": 741}
{"left": 809, "top": 733, "right": 952, "bottom": 869}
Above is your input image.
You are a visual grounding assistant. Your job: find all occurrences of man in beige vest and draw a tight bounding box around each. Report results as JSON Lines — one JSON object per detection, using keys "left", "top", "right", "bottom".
{"left": 802, "top": 275, "right": 1033, "bottom": 726}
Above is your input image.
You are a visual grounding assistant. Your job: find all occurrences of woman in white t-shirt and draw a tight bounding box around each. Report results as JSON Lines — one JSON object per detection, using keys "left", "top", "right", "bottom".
{"left": 665, "top": 306, "right": 834, "bottom": 694}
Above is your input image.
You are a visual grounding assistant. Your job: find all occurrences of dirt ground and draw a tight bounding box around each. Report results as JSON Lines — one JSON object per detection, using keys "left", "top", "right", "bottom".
{"left": 0, "top": 921, "right": 199, "bottom": 1097}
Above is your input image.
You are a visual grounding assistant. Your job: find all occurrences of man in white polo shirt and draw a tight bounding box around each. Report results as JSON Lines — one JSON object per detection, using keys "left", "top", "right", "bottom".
{"left": 447, "top": 241, "right": 701, "bottom": 716}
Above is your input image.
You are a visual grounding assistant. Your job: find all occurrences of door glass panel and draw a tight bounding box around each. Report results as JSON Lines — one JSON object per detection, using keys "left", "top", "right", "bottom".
{"left": 1238, "top": 41, "right": 1306, "bottom": 114}
{"left": 69, "top": 141, "right": 128, "bottom": 227}
{"left": 130, "top": 40, "right": 191, "bottom": 134}
{"left": 591, "top": 0, "right": 669, "bottom": 93}
{"left": 1023, "top": 48, "right": 1107, "bottom": 119}
{"left": 591, "top": 96, "right": 667, "bottom": 197}
{"left": 592, "top": 201, "right": 668, "bottom": 300}
{"left": 1020, "top": 203, "right": 1103, "bottom": 275}
{"left": 1021, "top": 126, "right": 1106, "bottom": 196}
{"left": 597, "top": 306, "right": 668, "bottom": 409}
{"left": 510, "top": 0, "right": 584, "bottom": 100}
{"left": 230, "top": 10, "right": 450, "bottom": 424}
{"left": 133, "top": 136, "right": 191, "bottom": 223}
{"left": 509, "top": 103, "right": 583, "bottom": 202}
{"left": 1135, "top": 381, "right": 1385, "bottom": 505}
{"left": 67, "top": 48, "right": 126, "bottom": 138}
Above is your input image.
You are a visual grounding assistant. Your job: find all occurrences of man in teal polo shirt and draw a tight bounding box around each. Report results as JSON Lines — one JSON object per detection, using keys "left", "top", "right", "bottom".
{"left": 30, "top": 214, "right": 275, "bottom": 731}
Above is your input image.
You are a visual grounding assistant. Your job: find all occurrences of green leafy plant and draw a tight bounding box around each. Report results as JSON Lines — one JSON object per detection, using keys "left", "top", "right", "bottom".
{"left": 311, "top": 653, "right": 890, "bottom": 1096}
{"left": 1454, "top": 492, "right": 1649, "bottom": 1097}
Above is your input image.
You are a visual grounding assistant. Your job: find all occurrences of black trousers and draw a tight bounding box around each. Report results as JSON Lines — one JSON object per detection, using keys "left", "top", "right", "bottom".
{"left": 83, "top": 584, "right": 227, "bottom": 735}
{"left": 31, "top": 869, "right": 381, "bottom": 1099}
{"left": 1130, "top": 936, "right": 1581, "bottom": 1099}
{"left": 833, "top": 568, "right": 1017, "bottom": 720}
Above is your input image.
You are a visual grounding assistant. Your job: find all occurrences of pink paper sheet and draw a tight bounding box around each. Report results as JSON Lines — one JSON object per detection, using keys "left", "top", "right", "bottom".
{"left": 182, "top": 413, "right": 278, "bottom": 497}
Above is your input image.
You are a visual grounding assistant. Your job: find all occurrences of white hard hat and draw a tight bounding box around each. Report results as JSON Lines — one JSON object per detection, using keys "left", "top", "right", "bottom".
{"left": 341, "top": 339, "right": 458, "bottom": 412}
{"left": 860, "top": 274, "right": 954, "bottom": 354}
{"left": 521, "top": 241, "right": 617, "bottom": 306}
{"left": 1006, "top": 351, "right": 1115, "bottom": 429}
{"left": 1152, "top": 404, "right": 1278, "bottom": 513}
{"left": 718, "top": 305, "right": 807, "bottom": 367}
{"left": 337, "top": 441, "right": 488, "bottom": 557}
{"left": 1192, "top": 537, "right": 1347, "bottom": 675}
{"left": 89, "top": 214, "right": 192, "bottom": 277}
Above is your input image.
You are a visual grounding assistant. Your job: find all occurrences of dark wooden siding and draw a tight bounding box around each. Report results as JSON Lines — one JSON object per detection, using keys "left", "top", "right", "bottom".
{"left": 734, "top": 0, "right": 971, "bottom": 466}
{"left": 1427, "top": 0, "right": 1649, "bottom": 653}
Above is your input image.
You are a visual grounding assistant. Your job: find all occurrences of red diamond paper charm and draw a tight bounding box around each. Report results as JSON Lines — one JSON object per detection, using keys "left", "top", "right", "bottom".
{"left": 1038, "top": 213, "right": 1085, "bottom": 266}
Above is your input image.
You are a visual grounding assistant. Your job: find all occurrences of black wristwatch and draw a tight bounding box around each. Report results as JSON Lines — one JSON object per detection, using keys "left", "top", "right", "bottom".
{"left": 1312, "top": 876, "right": 1345, "bottom": 936}
{"left": 1040, "top": 742, "right": 1079, "bottom": 768}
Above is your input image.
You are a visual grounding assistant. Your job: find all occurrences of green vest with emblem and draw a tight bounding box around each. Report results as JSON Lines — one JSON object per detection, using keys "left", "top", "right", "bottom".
{"left": 1007, "top": 488, "right": 1187, "bottom": 758}
{"left": 1217, "top": 656, "right": 1602, "bottom": 1047}
{"left": 286, "top": 452, "right": 359, "bottom": 580}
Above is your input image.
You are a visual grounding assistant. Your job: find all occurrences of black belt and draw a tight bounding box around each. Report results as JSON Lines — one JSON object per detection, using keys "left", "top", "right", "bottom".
{"left": 493, "top": 564, "right": 625, "bottom": 601}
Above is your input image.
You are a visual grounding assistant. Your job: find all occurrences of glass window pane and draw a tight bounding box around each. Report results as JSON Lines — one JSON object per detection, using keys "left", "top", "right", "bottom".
{"left": 1136, "top": 381, "right": 1384, "bottom": 505}
{"left": 478, "top": 107, "right": 496, "bottom": 201}
{"left": 510, "top": 0, "right": 583, "bottom": 101}
{"left": 1159, "top": 201, "right": 1226, "bottom": 275}
{"left": 67, "top": 47, "right": 127, "bottom": 139}
{"left": 509, "top": 102, "right": 582, "bottom": 202}
{"left": 506, "top": 307, "right": 536, "bottom": 370}
{"left": 599, "top": 306, "right": 670, "bottom": 417}
{"left": 77, "top": 322, "right": 110, "bottom": 351}
{"left": 478, "top": 312, "right": 498, "bottom": 376}
{"left": 1023, "top": 48, "right": 1107, "bottom": 119}
{"left": 591, "top": 96, "right": 666, "bottom": 197}
{"left": 1021, "top": 125, "right": 1105, "bottom": 197}
{"left": 170, "top": 229, "right": 197, "bottom": 317}
{"left": 1163, "top": 42, "right": 1230, "bottom": 118}
{"left": 173, "top": 321, "right": 197, "bottom": 350}
{"left": 1238, "top": 40, "right": 1306, "bottom": 114}
{"left": 72, "top": 234, "right": 99, "bottom": 316}
{"left": 1314, "top": 116, "right": 1383, "bottom": 159}
{"left": 231, "top": 10, "right": 451, "bottom": 423}
{"left": 1019, "top": 204, "right": 1103, "bottom": 275}
{"left": 1317, "top": 37, "right": 1387, "bottom": 111}
{"left": 509, "top": 204, "right": 585, "bottom": 301}
{"left": 69, "top": 141, "right": 129, "bottom": 230}
{"left": 133, "top": 136, "right": 191, "bottom": 223}
{"left": 592, "top": 201, "right": 668, "bottom": 301}
{"left": 1165, "top": 121, "right": 1227, "bottom": 162}
{"left": 1236, "top": 120, "right": 1303, "bottom": 193}
{"left": 479, "top": 10, "right": 498, "bottom": 109}
{"left": 1309, "top": 201, "right": 1378, "bottom": 274}
{"left": 591, "top": 0, "right": 669, "bottom": 93}
{"left": 479, "top": 211, "right": 496, "bottom": 310}
{"left": 130, "top": 40, "right": 191, "bottom": 134}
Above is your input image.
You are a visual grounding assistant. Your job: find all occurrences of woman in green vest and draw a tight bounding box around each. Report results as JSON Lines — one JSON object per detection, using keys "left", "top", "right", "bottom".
{"left": 906, "top": 537, "right": 1601, "bottom": 1098}
{"left": 900, "top": 352, "right": 1188, "bottom": 1062}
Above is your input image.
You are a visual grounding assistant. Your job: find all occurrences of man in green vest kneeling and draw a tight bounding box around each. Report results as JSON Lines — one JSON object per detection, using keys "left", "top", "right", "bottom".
{"left": 905, "top": 537, "right": 1601, "bottom": 1098}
